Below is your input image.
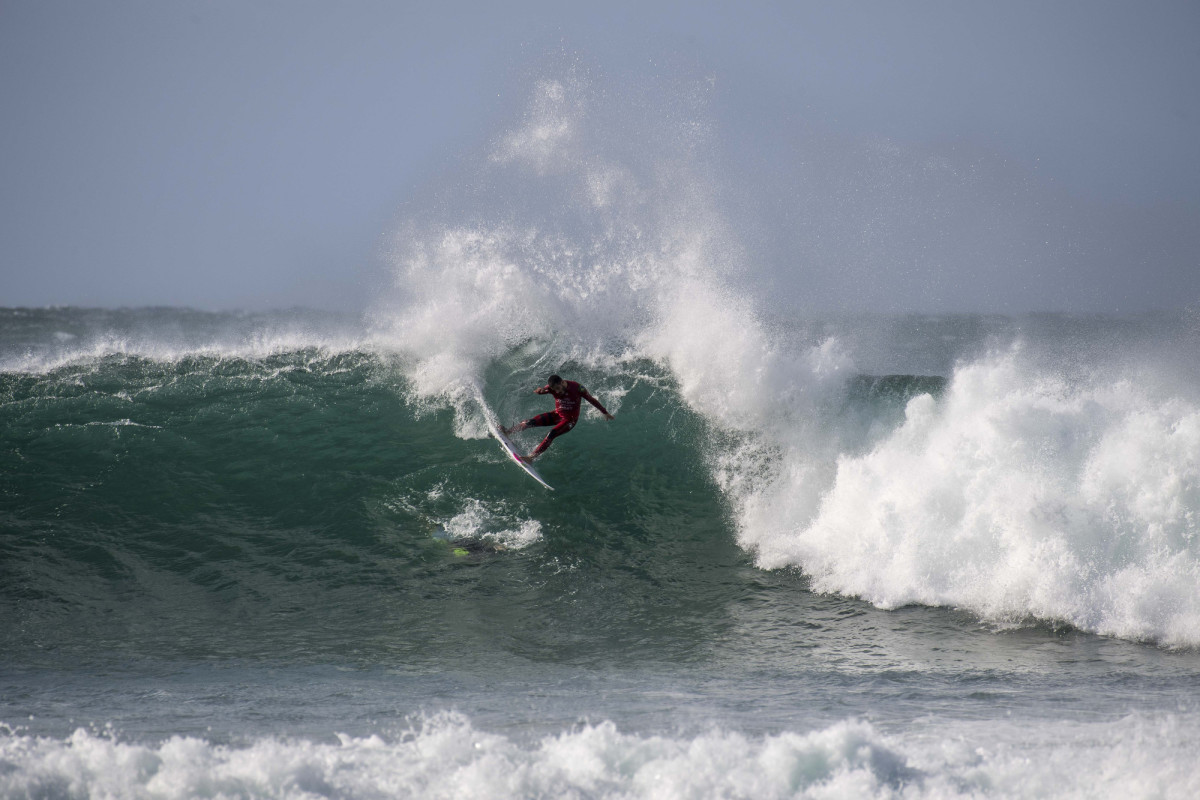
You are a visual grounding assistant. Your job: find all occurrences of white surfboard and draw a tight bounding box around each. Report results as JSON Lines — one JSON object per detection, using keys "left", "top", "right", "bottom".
{"left": 481, "top": 403, "right": 554, "bottom": 491}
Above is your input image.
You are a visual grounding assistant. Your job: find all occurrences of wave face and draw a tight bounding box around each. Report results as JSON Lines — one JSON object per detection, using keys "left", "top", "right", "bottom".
{"left": 0, "top": 308, "right": 732, "bottom": 666}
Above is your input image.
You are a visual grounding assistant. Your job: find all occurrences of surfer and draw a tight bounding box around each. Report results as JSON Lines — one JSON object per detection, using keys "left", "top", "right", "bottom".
{"left": 502, "top": 374, "right": 614, "bottom": 462}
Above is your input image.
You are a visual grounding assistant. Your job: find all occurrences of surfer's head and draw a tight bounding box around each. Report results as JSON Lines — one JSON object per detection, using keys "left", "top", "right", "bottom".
{"left": 547, "top": 374, "right": 565, "bottom": 395}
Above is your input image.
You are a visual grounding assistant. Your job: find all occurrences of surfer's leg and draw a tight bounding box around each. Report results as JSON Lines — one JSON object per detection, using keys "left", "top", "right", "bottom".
{"left": 504, "top": 412, "right": 557, "bottom": 435}
{"left": 530, "top": 417, "right": 575, "bottom": 459}
{"left": 522, "top": 412, "right": 561, "bottom": 429}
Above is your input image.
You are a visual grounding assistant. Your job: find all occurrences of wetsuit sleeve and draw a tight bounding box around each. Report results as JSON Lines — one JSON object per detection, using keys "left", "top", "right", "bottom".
{"left": 579, "top": 386, "right": 609, "bottom": 416}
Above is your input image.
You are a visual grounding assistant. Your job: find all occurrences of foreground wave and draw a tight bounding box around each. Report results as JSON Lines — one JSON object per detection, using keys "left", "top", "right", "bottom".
{"left": 3, "top": 712, "right": 1196, "bottom": 800}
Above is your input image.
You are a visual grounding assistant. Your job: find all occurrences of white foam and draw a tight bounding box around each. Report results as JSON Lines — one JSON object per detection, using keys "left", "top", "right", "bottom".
{"left": 2, "top": 712, "right": 1196, "bottom": 799}
{"left": 743, "top": 346, "right": 1200, "bottom": 647}
{"left": 441, "top": 497, "right": 543, "bottom": 550}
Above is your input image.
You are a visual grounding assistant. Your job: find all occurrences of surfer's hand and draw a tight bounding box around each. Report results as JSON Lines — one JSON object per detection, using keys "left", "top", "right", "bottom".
{"left": 603, "top": 413, "right": 614, "bottom": 421}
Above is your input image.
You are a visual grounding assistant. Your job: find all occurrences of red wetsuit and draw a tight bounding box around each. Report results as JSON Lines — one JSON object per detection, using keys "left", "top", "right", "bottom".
{"left": 524, "top": 381, "right": 609, "bottom": 457}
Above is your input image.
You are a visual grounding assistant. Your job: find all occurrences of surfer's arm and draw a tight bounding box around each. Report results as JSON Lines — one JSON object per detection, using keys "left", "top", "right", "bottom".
{"left": 580, "top": 386, "right": 614, "bottom": 420}
{"left": 533, "top": 385, "right": 550, "bottom": 395}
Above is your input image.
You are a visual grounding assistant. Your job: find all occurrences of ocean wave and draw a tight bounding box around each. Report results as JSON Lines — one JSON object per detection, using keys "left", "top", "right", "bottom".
{"left": 7, "top": 69, "right": 1200, "bottom": 654}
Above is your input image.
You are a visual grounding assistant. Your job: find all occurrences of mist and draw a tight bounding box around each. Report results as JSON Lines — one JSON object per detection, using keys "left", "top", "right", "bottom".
{"left": 2, "top": 0, "right": 1197, "bottom": 313}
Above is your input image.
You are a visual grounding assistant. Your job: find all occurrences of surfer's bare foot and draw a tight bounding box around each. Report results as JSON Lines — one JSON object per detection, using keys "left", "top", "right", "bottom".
{"left": 520, "top": 455, "right": 536, "bottom": 464}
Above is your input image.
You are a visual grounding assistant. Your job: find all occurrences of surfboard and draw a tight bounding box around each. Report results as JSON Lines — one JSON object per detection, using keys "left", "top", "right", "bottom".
{"left": 482, "top": 407, "right": 554, "bottom": 491}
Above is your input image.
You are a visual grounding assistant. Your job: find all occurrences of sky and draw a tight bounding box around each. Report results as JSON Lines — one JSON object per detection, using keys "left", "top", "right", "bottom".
{"left": 2, "top": 0, "right": 1198, "bottom": 313}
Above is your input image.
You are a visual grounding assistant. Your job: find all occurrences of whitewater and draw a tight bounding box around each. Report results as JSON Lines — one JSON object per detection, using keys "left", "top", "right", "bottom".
{"left": 3, "top": 74, "right": 1200, "bottom": 798}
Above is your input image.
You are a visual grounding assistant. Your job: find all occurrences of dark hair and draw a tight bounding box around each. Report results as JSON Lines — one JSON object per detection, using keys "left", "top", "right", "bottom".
{"left": 547, "top": 374, "right": 564, "bottom": 385}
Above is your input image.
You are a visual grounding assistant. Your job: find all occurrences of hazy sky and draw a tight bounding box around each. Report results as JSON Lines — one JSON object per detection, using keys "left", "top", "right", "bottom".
{"left": 2, "top": 1, "right": 1198, "bottom": 312}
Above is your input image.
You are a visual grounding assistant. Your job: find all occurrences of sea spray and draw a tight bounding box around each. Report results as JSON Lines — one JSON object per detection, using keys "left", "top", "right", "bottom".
{"left": 369, "top": 71, "right": 774, "bottom": 419}
{"left": 369, "top": 69, "right": 855, "bottom": 515}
